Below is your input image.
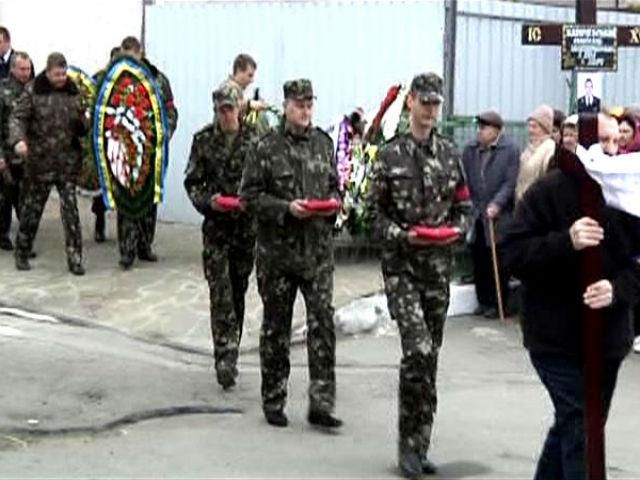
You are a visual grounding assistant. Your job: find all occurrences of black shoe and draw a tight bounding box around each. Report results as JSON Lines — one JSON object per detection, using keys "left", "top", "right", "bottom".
{"left": 94, "top": 214, "right": 106, "bottom": 243}
{"left": 138, "top": 250, "right": 158, "bottom": 262}
{"left": 94, "top": 230, "right": 106, "bottom": 243}
{"left": 421, "top": 456, "right": 438, "bottom": 475}
{"left": 69, "top": 263, "right": 85, "bottom": 276}
{"left": 0, "top": 237, "right": 13, "bottom": 250}
{"left": 398, "top": 449, "right": 423, "bottom": 479}
{"left": 265, "top": 410, "right": 288, "bottom": 428}
{"left": 15, "top": 256, "right": 31, "bottom": 271}
{"left": 484, "top": 307, "right": 499, "bottom": 319}
{"left": 119, "top": 256, "right": 134, "bottom": 270}
{"left": 473, "top": 305, "right": 487, "bottom": 316}
{"left": 307, "top": 410, "right": 343, "bottom": 429}
{"left": 28, "top": 251, "right": 37, "bottom": 259}
{"left": 217, "top": 368, "right": 237, "bottom": 391}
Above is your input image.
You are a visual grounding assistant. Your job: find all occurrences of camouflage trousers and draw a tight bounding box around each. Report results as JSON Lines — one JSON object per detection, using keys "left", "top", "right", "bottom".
{"left": 16, "top": 177, "right": 82, "bottom": 265}
{"left": 117, "top": 204, "right": 157, "bottom": 260}
{"left": 382, "top": 262, "right": 450, "bottom": 457}
{"left": 0, "top": 165, "right": 23, "bottom": 238}
{"left": 205, "top": 235, "right": 255, "bottom": 376}
{"left": 257, "top": 260, "right": 336, "bottom": 414}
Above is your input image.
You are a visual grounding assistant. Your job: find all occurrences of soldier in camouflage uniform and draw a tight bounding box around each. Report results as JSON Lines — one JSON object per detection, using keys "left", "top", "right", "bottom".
{"left": 366, "top": 73, "right": 470, "bottom": 477}
{"left": 115, "top": 36, "right": 178, "bottom": 269}
{"left": 0, "top": 51, "right": 32, "bottom": 251}
{"left": 240, "top": 79, "right": 342, "bottom": 430}
{"left": 184, "top": 85, "right": 258, "bottom": 390}
{"left": 9, "top": 52, "right": 89, "bottom": 275}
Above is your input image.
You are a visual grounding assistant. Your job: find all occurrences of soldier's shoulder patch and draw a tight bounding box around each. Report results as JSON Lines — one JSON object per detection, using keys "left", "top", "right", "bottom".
{"left": 313, "top": 126, "right": 333, "bottom": 144}
{"left": 258, "top": 128, "right": 280, "bottom": 145}
{"left": 434, "top": 130, "right": 456, "bottom": 147}
{"left": 193, "top": 123, "right": 215, "bottom": 139}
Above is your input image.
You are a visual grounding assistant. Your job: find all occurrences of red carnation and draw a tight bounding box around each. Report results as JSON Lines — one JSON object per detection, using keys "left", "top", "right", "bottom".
{"left": 142, "top": 98, "right": 151, "bottom": 110}
{"left": 134, "top": 107, "right": 145, "bottom": 120}
{"left": 105, "top": 116, "right": 115, "bottom": 129}
{"left": 121, "top": 77, "right": 133, "bottom": 88}
{"left": 136, "top": 84, "right": 146, "bottom": 96}
{"left": 111, "top": 94, "right": 121, "bottom": 106}
{"left": 126, "top": 95, "right": 136, "bottom": 107}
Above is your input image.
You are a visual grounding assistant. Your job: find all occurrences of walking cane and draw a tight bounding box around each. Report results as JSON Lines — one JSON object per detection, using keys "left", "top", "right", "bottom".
{"left": 488, "top": 217, "right": 505, "bottom": 321}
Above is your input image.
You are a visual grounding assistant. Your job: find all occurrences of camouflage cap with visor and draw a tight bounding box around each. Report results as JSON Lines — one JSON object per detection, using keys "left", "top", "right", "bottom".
{"left": 410, "top": 72, "right": 444, "bottom": 104}
{"left": 212, "top": 84, "right": 240, "bottom": 109}
{"left": 283, "top": 79, "right": 315, "bottom": 100}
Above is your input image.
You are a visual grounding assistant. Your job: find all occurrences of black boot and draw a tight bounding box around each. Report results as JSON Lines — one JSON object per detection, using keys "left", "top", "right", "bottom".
{"left": 420, "top": 456, "right": 438, "bottom": 475}
{"left": 138, "top": 249, "right": 158, "bottom": 262}
{"left": 264, "top": 410, "right": 288, "bottom": 428}
{"left": 94, "top": 211, "right": 106, "bottom": 243}
{"left": 398, "top": 449, "right": 423, "bottom": 479}
{"left": 307, "top": 410, "right": 343, "bottom": 429}
{"left": 0, "top": 236, "right": 13, "bottom": 250}
{"left": 119, "top": 255, "right": 134, "bottom": 270}
{"left": 15, "top": 256, "right": 31, "bottom": 271}
{"left": 216, "top": 367, "right": 237, "bottom": 391}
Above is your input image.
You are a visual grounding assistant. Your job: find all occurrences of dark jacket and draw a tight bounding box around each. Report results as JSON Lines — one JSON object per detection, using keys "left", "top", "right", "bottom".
{"left": 577, "top": 95, "right": 601, "bottom": 114}
{"left": 0, "top": 50, "right": 13, "bottom": 80}
{"left": 8, "top": 71, "right": 88, "bottom": 181}
{"left": 501, "top": 150, "right": 640, "bottom": 359}
{"left": 461, "top": 134, "right": 520, "bottom": 245}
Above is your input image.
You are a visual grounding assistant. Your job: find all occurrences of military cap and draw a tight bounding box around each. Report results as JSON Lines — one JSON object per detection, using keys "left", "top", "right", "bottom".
{"left": 410, "top": 72, "right": 444, "bottom": 104}
{"left": 283, "top": 79, "right": 315, "bottom": 100}
{"left": 476, "top": 110, "right": 504, "bottom": 129}
{"left": 212, "top": 84, "right": 240, "bottom": 108}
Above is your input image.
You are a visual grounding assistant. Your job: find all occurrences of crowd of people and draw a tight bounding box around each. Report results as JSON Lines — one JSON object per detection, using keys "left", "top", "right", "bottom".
{"left": 1, "top": 23, "right": 639, "bottom": 479}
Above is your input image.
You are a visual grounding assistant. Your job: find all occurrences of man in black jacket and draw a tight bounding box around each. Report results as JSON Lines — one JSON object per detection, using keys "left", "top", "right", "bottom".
{"left": 462, "top": 111, "right": 519, "bottom": 318}
{"left": 502, "top": 113, "right": 640, "bottom": 480}
{"left": 0, "top": 27, "right": 14, "bottom": 81}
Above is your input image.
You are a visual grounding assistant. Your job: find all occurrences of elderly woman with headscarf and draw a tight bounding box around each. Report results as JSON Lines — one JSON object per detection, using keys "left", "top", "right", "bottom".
{"left": 515, "top": 104, "right": 557, "bottom": 202}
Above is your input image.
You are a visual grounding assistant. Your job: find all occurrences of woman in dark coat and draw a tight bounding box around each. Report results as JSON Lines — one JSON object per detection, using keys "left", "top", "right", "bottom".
{"left": 501, "top": 114, "right": 640, "bottom": 479}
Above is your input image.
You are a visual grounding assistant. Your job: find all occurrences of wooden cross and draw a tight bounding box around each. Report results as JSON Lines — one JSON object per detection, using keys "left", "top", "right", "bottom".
{"left": 521, "top": 1, "right": 640, "bottom": 479}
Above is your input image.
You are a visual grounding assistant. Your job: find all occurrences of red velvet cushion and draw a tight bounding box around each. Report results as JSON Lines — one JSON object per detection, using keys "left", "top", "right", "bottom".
{"left": 411, "top": 226, "right": 460, "bottom": 241}
{"left": 216, "top": 196, "right": 241, "bottom": 209}
{"left": 302, "top": 198, "right": 340, "bottom": 212}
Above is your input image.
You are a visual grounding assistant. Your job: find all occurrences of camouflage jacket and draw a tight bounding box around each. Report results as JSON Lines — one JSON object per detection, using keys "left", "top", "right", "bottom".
{"left": 184, "top": 121, "right": 258, "bottom": 239}
{"left": 0, "top": 76, "right": 26, "bottom": 164}
{"left": 367, "top": 130, "right": 471, "bottom": 273}
{"left": 239, "top": 123, "right": 339, "bottom": 276}
{"left": 9, "top": 72, "right": 88, "bottom": 180}
{"left": 144, "top": 59, "right": 178, "bottom": 140}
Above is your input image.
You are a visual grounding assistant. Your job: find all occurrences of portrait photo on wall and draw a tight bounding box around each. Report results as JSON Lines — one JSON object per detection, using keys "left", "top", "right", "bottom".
{"left": 576, "top": 72, "right": 602, "bottom": 114}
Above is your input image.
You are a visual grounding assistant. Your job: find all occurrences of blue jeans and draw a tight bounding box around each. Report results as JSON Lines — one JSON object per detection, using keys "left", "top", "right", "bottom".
{"left": 529, "top": 352, "right": 622, "bottom": 480}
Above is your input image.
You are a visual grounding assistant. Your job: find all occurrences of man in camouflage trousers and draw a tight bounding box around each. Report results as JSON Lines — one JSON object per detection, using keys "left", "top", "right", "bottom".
{"left": 10, "top": 52, "right": 89, "bottom": 275}
{"left": 240, "top": 79, "right": 342, "bottom": 430}
{"left": 367, "top": 73, "right": 470, "bottom": 477}
{"left": 184, "top": 85, "right": 258, "bottom": 390}
{"left": 115, "top": 36, "right": 178, "bottom": 269}
{"left": 0, "top": 51, "right": 32, "bottom": 251}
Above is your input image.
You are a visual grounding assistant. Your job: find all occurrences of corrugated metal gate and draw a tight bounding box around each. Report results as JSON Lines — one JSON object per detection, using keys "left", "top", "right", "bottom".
{"left": 454, "top": 0, "right": 640, "bottom": 121}
{"left": 144, "top": 0, "right": 445, "bottom": 224}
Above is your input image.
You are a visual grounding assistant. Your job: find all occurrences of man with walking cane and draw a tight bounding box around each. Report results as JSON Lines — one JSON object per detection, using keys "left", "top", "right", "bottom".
{"left": 462, "top": 110, "right": 519, "bottom": 319}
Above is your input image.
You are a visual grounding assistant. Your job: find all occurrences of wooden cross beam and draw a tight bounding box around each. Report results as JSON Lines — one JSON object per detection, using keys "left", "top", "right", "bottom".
{"left": 519, "top": 1, "right": 636, "bottom": 479}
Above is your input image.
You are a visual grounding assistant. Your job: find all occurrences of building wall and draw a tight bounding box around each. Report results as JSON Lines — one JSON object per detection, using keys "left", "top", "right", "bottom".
{"left": 144, "top": 0, "right": 445, "bottom": 224}
{"left": 0, "top": 0, "right": 143, "bottom": 75}
{"left": 454, "top": 0, "right": 640, "bottom": 120}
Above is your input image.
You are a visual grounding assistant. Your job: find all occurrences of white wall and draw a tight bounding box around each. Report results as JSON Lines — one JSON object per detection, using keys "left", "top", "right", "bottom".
{"left": 145, "top": 0, "right": 445, "bottom": 224}
{"left": 0, "top": 0, "right": 143, "bottom": 74}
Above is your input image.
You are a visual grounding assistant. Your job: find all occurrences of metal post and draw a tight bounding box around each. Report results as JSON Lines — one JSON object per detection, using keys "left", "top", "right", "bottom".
{"left": 443, "top": 0, "right": 458, "bottom": 118}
